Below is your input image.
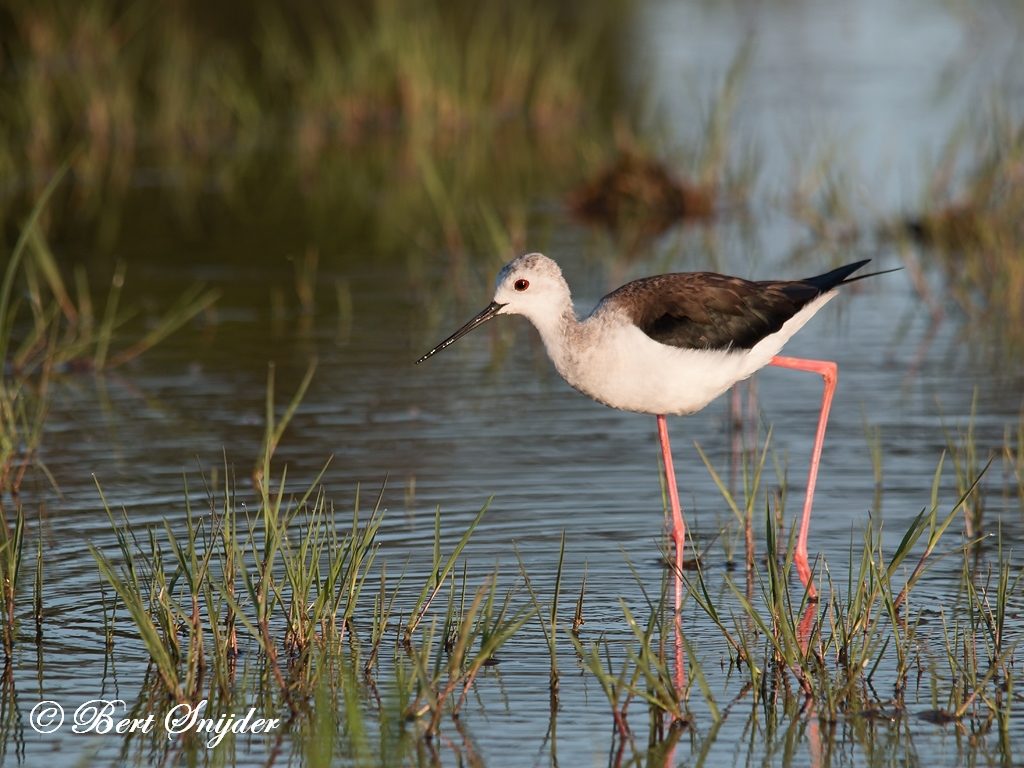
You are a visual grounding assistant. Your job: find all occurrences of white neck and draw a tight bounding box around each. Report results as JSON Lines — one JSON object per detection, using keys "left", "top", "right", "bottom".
{"left": 525, "top": 300, "right": 579, "bottom": 371}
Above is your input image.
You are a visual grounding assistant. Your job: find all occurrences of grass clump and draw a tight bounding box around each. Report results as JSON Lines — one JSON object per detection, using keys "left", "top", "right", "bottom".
{"left": 896, "top": 108, "right": 1024, "bottom": 352}
{"left": 686, "top": 433, "right": 1009, "bottom": 732}
{"left": 0, "top": 505, "right": 26, "bottom": 658}
{"left": 0, "top": 179, "right": 217, "bottom": 496}
{"left": 12, "top": 382, "right": 1024, "bottom": 765}
{"left": 86, "top": 366, "right": 533, "bottom": 758}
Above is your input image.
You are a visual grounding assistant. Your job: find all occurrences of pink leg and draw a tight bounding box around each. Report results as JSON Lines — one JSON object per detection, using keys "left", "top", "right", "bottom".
{"left": 656, "top": 414, "right": 686, "bottom": 697}
{"left": 768, "top": 356, "right": 838, "bottom": 601}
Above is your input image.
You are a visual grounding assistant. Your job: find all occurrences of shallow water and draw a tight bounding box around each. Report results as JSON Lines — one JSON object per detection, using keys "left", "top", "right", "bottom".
{"left": 5, "top": 1, "right": 1024, "bottom": 766}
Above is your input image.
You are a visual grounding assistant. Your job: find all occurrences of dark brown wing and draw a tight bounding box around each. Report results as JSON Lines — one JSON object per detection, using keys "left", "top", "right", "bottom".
{"left": 602, "top": 261, "right": 869, "bottom": 351}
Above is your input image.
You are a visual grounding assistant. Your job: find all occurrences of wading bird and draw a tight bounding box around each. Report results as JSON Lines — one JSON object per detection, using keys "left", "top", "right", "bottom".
{"left": 418, "top": 253, "right": 890, "bottom": 606}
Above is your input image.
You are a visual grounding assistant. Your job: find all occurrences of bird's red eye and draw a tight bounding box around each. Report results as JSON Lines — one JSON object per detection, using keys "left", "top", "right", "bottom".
{"left": 514, "top": 279, "right": 529, "bottom": 292}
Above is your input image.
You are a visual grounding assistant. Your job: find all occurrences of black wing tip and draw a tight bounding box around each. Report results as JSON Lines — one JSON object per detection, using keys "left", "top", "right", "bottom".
{"left": 808, "top": 259, "right": 870, "bottom": 289}
{"left": 804, "top": 258, "right": 902, "bottom": 292}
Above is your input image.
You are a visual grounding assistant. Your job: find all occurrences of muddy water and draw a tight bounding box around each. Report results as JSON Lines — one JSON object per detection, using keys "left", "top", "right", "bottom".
{"left": 7, "top": 1, "right": 1024, "bottom": 766}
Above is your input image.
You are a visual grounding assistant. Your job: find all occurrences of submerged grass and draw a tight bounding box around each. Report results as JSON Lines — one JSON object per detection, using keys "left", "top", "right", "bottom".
{"left": 0, "top": 185, "right": 221, "bottom": 665}
{"left": 2, "top": 194, "right": 1022, "bottom": 765}
{"left": 81, "top": 381, "right": 1024, "bottom": 763}
{"left": 3, "top": 371, "right": 1023, "bottom": 764}
{"left": 0, "top": 8, "right": 1021, "bottom": 762}
{"left": 0, "top": 505, "right": 25, "bottom": 659}
{"left": 687, "top": 421, "right": 1014, "bottom": 738}
{"left": 516, "top": 530, "right": 566, "bottom": 698}
{"left": 83, "top": 367, "right": 535, "bottom": 757}
{"left": 2, "top": 256, "right": 1022, "bottom": 762}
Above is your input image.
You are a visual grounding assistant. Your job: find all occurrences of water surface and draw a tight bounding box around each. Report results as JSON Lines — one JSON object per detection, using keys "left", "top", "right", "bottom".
{"left": 5, "top": 1, "right": 1024, "bottom": 765}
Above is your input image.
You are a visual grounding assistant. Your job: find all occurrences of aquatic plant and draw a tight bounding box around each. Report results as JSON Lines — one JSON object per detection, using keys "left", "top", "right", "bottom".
{"left": 894, "top": 106, "right": 1024, "bottom": 352}
{"left": 687, "top": 429, "right": 1000, "bottom": 729}
{"left": 0, "top": 175, "right": 217, "bottom": 498}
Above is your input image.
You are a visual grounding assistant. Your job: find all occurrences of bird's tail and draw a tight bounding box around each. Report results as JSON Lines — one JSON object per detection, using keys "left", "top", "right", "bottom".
{"left": 838, "top": 265, "right": 903, "bottom": 285}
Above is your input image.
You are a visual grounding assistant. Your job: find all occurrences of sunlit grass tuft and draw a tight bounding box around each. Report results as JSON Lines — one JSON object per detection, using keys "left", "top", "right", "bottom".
{"left": 687, "top": 422, "right": 1006, "bottom": 732}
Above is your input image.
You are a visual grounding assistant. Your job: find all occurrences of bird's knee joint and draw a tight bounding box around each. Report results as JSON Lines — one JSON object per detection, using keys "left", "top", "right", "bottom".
{"left": 821, "top": 362, "right": 838, "bottom": 386}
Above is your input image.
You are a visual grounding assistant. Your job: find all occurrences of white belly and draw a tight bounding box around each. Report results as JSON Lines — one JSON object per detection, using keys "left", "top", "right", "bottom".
{"left": 552, "top": 293, "right": 835, "bottom": 415}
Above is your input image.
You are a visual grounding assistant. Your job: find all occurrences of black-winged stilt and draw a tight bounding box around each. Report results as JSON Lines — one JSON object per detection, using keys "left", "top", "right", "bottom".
{"left": 417, "top": 253, "right": 890, "bottom": 604}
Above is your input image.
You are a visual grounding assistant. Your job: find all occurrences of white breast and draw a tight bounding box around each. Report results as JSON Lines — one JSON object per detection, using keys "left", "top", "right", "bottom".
{"left": 551, "top": 292, "right": 836, "bottom": 416}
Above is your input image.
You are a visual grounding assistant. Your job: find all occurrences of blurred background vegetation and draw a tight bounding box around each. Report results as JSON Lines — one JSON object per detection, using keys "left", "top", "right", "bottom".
{"left": 1, "top": 0, "right": 1022, "bottom": 347}
{"left": 0, "top": 0, "right": 637, "bottom": 268}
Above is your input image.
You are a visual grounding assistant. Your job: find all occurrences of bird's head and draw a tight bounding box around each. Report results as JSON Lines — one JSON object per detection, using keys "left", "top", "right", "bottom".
{"left": 416, "top": 252, "right": 571, "bottom": 363}
{"left": 491, "top": 253, "right": 571, "bottom": 320}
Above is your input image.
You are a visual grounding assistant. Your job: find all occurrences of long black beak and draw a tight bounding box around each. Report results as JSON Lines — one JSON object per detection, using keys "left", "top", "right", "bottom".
{"left": 416, "top": 301, "right": 506, "bottom": 364}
